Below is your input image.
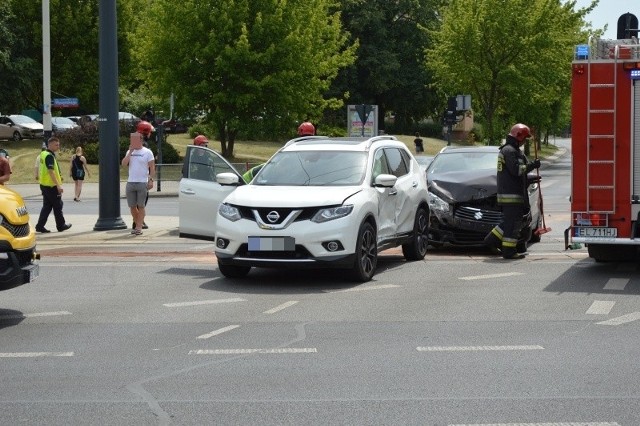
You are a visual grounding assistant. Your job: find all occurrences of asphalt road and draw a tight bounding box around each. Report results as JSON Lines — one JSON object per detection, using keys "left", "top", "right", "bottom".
{"left": 2, "top": 139, "right": 639, "bottom": 425}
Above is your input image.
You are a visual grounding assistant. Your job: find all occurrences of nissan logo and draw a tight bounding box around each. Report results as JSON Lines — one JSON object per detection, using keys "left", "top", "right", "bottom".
{"left": 266, "top": 211, "right": 280, "bottom": 223}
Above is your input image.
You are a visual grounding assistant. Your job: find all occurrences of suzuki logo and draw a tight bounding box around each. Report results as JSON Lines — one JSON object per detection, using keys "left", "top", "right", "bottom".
{"left": 15, "top": 206, "right": 28, "bottom": 217}
{"left": 266, "top": 211, "right": 280, "bottom": 223}
{"left": 474, "top": 211, "right": 483, "bottom": 220}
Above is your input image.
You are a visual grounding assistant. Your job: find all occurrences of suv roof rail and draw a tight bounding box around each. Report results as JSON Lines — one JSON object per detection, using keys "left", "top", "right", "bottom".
{"left": 283, "top": 135, "right": 325, "bottom": 148}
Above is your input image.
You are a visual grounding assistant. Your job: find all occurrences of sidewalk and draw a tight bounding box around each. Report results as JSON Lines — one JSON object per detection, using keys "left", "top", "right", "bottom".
{"left": 10, "top": 181, "right": 217, "bottom": 257}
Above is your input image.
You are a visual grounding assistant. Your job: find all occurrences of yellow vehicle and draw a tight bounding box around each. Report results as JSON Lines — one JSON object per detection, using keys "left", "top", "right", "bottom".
{"left": 0, "top": 185, "right": 39, "bottom": 290}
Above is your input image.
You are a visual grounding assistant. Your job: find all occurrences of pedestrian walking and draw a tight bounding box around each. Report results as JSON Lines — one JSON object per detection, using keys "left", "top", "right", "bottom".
{"left": 35, "top": 137, "right": 72, "bottom": 233}
{"left": 484, "top": 123, "right": 540, "bottom": 259}
{"left": 70, "top": 146, "right": 90, "bottom": 201}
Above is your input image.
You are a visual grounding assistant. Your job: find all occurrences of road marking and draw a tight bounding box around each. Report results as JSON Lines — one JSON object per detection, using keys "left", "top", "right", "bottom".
{"left": 597, "top": 312, "right": 640, "bottom": 326}
{"left": 417, "top": 345, "right": 543, "bottom": 352}
{"left": 0, "top": 311, "right": 72, "bottom": 320}
{"left": 189, "top": 348, "right": 317, "bottom": 355}
{"left": 603, "top": 278, "right": 629, "bottom": 291}
{"left": 586, "top": 301, "right": 616, "bottom": 315}
{"left": 163, "top": 298, "right": 246, "bottom": 307}
{"left": 197, "top": 325, "right": 240, "bottom": 340}
{"left": 0, "top": 352, "right": 74, "bottom": 358}
{"left": 459, "top": 272, "right": 524, "bottom": 281}
{"left": 449, "top": 422, "right": 619, "bottom": 426}
{"left": 328, "top": 284, "right": 401, "bottom": 293}
{"left": 263, "top": 301, "right": 298, "bottom": 314}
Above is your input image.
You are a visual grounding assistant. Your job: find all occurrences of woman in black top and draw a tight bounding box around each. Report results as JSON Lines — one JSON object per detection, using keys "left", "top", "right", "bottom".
{"left": 70, "top": 146, "right": 90, "bottom": 201}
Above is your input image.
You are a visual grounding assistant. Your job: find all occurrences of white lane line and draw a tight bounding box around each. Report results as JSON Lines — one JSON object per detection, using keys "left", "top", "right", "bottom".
{"left": 449, "top": 422, "right": 620, "bottom": 426}
{"left": 328, "top": 284, "right": 401, "bottom": 293}
{"left": 263, "top": 301, "right": 298, "bottom": 314}
{"left": 417, "top": 345, "right": 543, "bottom": 352}
{"left": 0, "top": 352, "right": 74, "bottom": 358}
{"left": 0, "top": 311, "right": 72, "bottom": 320}
{"left": 586, "top": 301, "right": 616, "bottom": 315}
{"left": 163, "top": 298, "right": 246, "bottom": 308}
{"left": 459, "top": 272, "right": 524, "bottom": 281}
{"left": 197, "top": 325, "right": 240, "bottom": 340}
{"left": 189, "top": 348, "right": 317, "bottom": 355}
{"left": 597, "top": 312, "right": 640, "bottom": 326}
{"left": 603, "top": 278, "right": 629, "bottom": 291}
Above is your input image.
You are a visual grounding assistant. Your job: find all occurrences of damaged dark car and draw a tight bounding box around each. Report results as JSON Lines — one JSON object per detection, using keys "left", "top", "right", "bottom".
{"left": 425, "top": 146, "right": 542, "bottom": 249}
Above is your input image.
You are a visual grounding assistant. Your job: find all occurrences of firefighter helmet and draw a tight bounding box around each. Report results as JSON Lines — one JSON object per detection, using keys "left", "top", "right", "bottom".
{"left": 193, "top": 135, "right": 209, "bottom": 146}
{"left": 136, "top": 120, "right": 154, "bottom": 137}
{"left": 509, "top": 123, "right": 531, "bottom": 143}
{"left": 297, "top": 121, "right": 315, "bottom": 136}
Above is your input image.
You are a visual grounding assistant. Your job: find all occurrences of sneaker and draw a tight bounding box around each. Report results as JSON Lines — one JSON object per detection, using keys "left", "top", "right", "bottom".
{"left": 57, "top": 223, "right": 72, "bottom": 232}
{"left": 142, "top": 222, "right": 148, "bottom": 229}
{"left": 35, "top": 227, "right": 51, "bottom": 233}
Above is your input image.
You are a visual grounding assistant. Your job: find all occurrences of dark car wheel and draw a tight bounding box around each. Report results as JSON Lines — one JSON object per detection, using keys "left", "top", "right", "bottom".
{"left": 218, "top": 263, "right": 251, "bottom": 278}
{"left": 351, "top": 221, "right": 377, "bottom": 282}
{"left": 12, "top": 131, "right": 21, "bottom": 141}
{"left": 402, "top": 207, "right": 429, "bottom": 260}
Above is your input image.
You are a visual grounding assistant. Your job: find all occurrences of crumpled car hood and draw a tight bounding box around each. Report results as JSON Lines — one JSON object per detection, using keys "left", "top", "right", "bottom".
{"left": 428, "top": 169, "right": 496, "bottom": 202}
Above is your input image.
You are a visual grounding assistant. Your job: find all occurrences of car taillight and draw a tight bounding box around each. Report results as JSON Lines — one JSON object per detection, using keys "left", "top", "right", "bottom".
{"left": 573, "top": 212, "right": 607, "bottom": 226}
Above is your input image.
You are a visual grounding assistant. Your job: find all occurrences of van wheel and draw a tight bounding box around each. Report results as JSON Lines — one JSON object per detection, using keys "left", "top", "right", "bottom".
{"left": 218, "top": 263, "right": 251, "bottom": 278}
{"left": 402, "top": 207, "right": 428, "bottom": 260}
{"left": 351, "top": 222, "right": 377, "bottom": 282}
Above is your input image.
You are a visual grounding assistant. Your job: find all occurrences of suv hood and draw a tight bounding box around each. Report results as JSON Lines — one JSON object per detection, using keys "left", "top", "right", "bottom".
{"left": 429, "top": 170, "right": 496, "bottom": 202}
{"left": 224, "top": 185, "right": 362, "bottom": 208}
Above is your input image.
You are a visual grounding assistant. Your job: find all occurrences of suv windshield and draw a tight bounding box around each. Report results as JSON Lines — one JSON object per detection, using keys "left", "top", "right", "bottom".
{"left": 253, "top": 151, "right": 367, "bottom": 186}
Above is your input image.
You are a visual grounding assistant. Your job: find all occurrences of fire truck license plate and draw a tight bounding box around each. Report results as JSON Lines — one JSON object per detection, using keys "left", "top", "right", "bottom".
{"left": 575, "top": 227, "right": 617, "bottom": 238}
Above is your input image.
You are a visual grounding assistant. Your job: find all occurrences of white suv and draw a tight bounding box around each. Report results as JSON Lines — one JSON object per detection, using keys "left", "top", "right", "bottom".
{"left": 214, "top": 135, "right": 429, "bottom": 281}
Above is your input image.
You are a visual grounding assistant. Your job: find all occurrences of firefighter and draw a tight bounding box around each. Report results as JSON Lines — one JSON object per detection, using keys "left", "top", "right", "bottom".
{"left": 297, "top": 121, "right": 315, "bottom": 136}
{"left": 484, "top": 123, "right": 540, "bottom": 259}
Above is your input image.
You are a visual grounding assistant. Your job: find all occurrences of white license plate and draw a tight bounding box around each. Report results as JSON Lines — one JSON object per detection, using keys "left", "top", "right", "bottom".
{"left": 575, "top": 227, "right": 617, "bottom": 238}
{"left": 248, "top": 236, "right": 295, "bottom": 251}
{"left": 28, "top": 264, "right": 39, "bottom": 282}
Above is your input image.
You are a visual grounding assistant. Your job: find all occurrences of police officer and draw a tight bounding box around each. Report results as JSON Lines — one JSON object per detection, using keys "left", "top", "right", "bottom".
{"left": 484, "top": 123, "right": 540, "bottom": 259}
{"left": 35, "top": 137, "right": 72, "bottom": 233}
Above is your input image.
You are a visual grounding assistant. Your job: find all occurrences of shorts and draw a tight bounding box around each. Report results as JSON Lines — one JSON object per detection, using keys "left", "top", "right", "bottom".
{"left": 126, "top": 182, "right": 148, "bottom": 208}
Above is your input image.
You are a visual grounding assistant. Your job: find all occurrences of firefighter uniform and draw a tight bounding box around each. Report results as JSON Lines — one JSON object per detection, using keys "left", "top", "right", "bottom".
{"left": 485, "top": 126, "right": 539, "bottom": 259}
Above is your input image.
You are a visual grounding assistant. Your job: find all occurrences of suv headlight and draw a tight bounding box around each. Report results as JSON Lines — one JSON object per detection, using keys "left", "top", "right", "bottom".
{"left": 311, "top": 205, "right": 354, "bottom": 223}
{"left": 427, "top": 192, "right": 450, "bottom": 215}
{"left": 219, "top": 203, "right": 241, "bottom": 222}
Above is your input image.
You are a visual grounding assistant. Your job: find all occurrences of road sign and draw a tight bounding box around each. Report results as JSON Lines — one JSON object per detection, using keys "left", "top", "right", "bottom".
{"left": 52, "top": 98, "right": 79, "bottom": 108}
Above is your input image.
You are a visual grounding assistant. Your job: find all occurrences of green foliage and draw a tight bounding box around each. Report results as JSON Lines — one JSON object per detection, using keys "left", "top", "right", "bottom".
{"left": 426, "top": 0, "right": 596, "bottom": 144}
{"left": 81, "top": 135, "right": 181, "bottom": 165}
{"left": 133, "top": 0, "right": 357, "bottom": 157}
{"left": 385, "top": 120, "right": 443, "bottom": 140}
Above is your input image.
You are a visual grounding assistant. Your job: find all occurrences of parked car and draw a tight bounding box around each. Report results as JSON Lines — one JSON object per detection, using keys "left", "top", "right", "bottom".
{"left": 51, "top": 116, "right": 79, "bottom": 133}
{"left": 425, "top": 146, "right": 542, "bottom": 249}
{"left": 0, "top": 115, "right": 44, "bottom": 141}
{"left": 209, "top": 135, "right": 430, "bottom": 281}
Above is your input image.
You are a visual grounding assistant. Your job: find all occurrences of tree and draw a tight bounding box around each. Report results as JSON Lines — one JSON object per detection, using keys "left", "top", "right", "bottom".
{"left": 133, "top": 0, "right": 357, "bottom": 157}
{"left": 426, "top": 0, "right": 597, "bottom": 144}
{"left": 333, "top": 0, "right": 444, "bottom": 133}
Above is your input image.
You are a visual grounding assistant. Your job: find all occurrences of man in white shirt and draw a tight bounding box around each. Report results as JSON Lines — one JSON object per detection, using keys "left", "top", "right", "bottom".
{"left": 121, "top": 131, "right": 155, "bottom": 235}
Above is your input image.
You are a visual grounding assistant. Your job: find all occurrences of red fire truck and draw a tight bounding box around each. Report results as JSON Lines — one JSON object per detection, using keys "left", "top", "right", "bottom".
{"left": 566, "top": 32, "right": 640, "bottom": 261}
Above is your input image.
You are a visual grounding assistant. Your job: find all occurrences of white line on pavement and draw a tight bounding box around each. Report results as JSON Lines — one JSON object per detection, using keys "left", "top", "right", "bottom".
{"left": 0, "top": 311, "right": 72, "bottom": 320}
{"left": 597, "top": 312, "right": 640, "bottom": 326}
{"left": 197, "top": 325, "right": 240, "bottom": 340}
{"left": 603, "top": 278, "right": 629, "bottom": 291}
{"left": 586, "top": 301, "right": 616, "bottom": 315}
{"left": 0, "top": 352, "right": 74, "bottom": 358}
{"left": 459, "top": 272, "right": 524, "bottom": 281}
{"left": 263, "top": 301, "right": 298, "bottom": 314}
{"left": 449, "top": 422, "right": 619, "bottom": 426}
{"left": 163, "top": 298, "right": 246, "bottom": 307}
{"left": 188, "top": 348, "right": 317, "bottom": 355}
{"left": 417, "top": 345, "right": 544, "bottom": 352}
{"left": 328, "top": 284, "right": 401, "bottom": 293}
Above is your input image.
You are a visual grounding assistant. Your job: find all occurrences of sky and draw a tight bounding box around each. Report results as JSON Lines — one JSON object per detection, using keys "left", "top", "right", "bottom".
{"left": 571, "top": 0, "right": 637, "bottom": 39}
